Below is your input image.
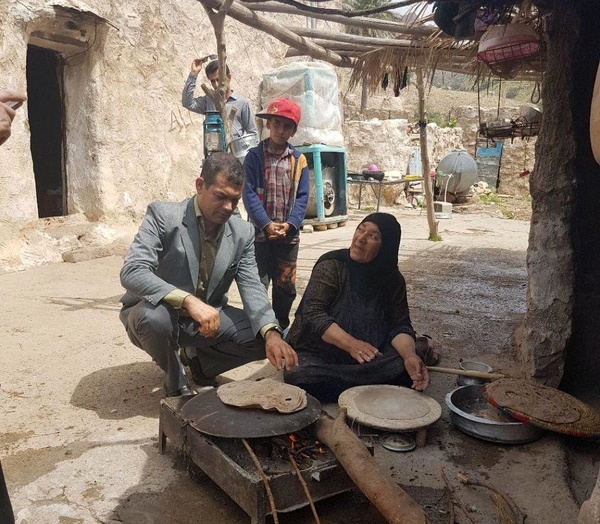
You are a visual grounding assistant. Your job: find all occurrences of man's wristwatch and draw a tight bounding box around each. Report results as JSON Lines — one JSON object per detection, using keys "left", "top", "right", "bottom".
{"left": 265, "top": 325, "right": 284, "bottom": 338}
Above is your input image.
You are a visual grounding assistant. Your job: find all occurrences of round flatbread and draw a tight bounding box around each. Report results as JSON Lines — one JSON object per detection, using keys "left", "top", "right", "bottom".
{"left": 217, "top": 379, "right": 307, "bottom": 414}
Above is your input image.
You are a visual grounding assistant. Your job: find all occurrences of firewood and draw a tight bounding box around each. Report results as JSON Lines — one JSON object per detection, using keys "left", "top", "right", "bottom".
{"left": 313, "top": 409, "right": 430, "bottom": 524}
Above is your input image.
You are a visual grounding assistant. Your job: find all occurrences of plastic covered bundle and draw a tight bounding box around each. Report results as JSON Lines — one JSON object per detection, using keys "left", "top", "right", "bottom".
{"left": 259, "top": 62, "right": 344, "bottom": 147}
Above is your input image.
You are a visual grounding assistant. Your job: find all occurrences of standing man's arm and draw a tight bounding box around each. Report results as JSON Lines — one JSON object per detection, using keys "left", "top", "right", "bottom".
{"left": 182, "top": 59, "right": 209, "bottom": 114}
{"left": 238, "top": 99, "right": 258, "bottom": 137}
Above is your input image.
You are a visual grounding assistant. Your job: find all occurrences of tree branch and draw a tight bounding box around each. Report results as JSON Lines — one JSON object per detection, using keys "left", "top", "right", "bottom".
{"left": 256, "top": 0, "right": 429, "bottom": 18}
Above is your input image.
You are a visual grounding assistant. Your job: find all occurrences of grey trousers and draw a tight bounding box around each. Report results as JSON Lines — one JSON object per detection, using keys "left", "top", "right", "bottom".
{"left": 120, "top": 301, "right": 266, "bottom": 393}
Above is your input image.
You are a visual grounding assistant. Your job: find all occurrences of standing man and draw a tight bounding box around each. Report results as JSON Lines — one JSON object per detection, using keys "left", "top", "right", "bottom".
{"left": 119, "top": 153, "right": 297, "bottom": 397}
{"left": 182, "top": 57, "right": 258, "bottom": 142}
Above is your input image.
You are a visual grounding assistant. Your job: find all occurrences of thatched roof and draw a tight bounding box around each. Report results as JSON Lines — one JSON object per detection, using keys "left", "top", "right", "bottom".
{"left": 199, "top": 0, "right": 548, "bottom": 86}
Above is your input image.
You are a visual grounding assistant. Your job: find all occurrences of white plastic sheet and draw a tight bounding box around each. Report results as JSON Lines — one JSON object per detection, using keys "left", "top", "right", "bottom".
{"left": 258, "top": 61, "right": 344, "bottom": 147}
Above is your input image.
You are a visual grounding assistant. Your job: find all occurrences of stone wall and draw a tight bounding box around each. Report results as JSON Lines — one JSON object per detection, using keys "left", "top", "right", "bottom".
{"left": 344, "top": 119, "right": 463, "bottom": 174}
{"left": 0, "top": 1, "right": 535, "bottom": 271}
{"left": 343, "top": 118, "right": 463, "bottom": 208}
{"left": 0, "top": 0, "right": 315, "bottom": 270}
{"left": 455, "top": 106, "right": 536, "bottom": 196}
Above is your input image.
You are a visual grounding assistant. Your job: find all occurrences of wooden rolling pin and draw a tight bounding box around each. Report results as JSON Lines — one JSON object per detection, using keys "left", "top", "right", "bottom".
{"left": 427, "top": 366, "right": 505, "bottom": 380}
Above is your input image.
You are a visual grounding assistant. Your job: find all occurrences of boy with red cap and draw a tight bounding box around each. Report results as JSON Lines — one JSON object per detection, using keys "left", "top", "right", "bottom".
{"left": 243, "top": 98, "right": 309, "bottom": 331}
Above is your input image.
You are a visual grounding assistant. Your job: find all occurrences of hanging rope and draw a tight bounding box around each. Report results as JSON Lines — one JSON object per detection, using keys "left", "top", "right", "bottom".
{"left": 496, "top": 78, "right": 502, "bottom": 119}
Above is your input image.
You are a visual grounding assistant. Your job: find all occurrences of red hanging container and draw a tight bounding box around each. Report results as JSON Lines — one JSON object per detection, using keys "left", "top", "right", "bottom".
{"left": 477, "top": 23, "right": 541, "bottom": 79}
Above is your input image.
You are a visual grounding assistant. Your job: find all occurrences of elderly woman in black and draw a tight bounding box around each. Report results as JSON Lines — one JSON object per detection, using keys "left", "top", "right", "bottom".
{"left": 284, "top": 213, "right": 430, "bottom": 402}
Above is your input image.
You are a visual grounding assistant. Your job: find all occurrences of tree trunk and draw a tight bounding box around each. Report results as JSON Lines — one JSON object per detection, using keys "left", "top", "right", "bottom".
{"left": 517, "top": 1, "right": 577, "bottom": 386}
{"left": 415, "top": 69, "right": 438, "bottom": 241}
{"left": 314, "top": 411, "right": 430, "bottom": 524}
{"left": 561, "top": 0, "right": 600, "bottom": 393}
{"left": 202, "top": 0, "right": 234, "bottom": 142}
{"left": 360, "top": 78, "right": 368, "bottom": 113}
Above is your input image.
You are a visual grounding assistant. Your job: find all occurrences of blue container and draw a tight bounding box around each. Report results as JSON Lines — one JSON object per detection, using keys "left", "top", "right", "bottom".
{"left": 296, "top": 144, "right": 348, "bottom": 226}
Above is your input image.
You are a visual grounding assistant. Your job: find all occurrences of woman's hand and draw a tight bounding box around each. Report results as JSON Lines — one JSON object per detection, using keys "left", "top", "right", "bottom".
{"left": 404, "top": 354, "right": 430, "bottom": 391}
{"left": 346, "top": 339, "right": 380, "bottom": 364}
{"left": 321, "top": 323, "right": 379, "bottom": 363}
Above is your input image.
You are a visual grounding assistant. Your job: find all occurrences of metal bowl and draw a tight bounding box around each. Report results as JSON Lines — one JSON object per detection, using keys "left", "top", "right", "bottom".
{"left": 457, "top": 360, "right": 493, "bottom": 386}
{"left": 445, "top": 385, "right": 545, "bottom": 444}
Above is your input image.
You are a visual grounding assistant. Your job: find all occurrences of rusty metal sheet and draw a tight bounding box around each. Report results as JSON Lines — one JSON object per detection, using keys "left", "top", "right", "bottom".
{"left": 180, "top": 388, "right": 322, "bottom": 438}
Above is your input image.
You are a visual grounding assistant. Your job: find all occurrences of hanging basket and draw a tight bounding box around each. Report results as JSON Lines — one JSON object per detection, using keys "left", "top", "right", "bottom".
{"left": 477, "top": 23, "right": 541, "bottom": 79}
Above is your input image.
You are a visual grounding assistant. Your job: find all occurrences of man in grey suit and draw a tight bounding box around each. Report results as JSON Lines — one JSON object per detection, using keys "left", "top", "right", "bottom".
{"left": 119, "top": 153, "right": 298, "bottom": 396}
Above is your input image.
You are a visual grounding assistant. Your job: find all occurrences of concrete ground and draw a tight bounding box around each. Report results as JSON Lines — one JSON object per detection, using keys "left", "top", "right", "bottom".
{"left": 1, "top": 205, "right": 596, "bottom": 523}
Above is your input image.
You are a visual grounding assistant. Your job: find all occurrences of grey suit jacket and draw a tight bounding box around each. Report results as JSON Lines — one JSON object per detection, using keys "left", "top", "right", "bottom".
{"left": 120, "top": 197, "right": 276, "bottom": 335}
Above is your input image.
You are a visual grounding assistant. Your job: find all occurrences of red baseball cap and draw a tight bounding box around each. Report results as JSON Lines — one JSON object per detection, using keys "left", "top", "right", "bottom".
{"left": 256, "top": 98, "right": 301, "bottom": 128}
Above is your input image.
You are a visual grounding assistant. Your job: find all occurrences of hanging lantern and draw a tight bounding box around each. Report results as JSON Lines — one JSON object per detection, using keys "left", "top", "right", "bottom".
{"left": 477, "top": 23, "right": 541, "bottom": 79}
{"left": 203, "top": 110, "right": 226, "bottom": 158}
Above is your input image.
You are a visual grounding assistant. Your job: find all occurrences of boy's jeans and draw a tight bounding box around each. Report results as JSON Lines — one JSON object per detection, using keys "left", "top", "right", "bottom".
{"left": 254, "top": 242, "right": 299, "bottom": 329}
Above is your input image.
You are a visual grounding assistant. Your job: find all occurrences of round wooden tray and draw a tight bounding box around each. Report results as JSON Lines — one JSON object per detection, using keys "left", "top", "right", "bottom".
{"left": 485, "top": 379, "right": 600, "bottom": 438}
{"left": 338, "top": 385, "right": 442, "bottom": 431}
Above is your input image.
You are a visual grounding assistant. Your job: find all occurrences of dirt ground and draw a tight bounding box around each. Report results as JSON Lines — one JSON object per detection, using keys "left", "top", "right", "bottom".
{"left": 1, "top": 202, "right": 596, "bottom": 524}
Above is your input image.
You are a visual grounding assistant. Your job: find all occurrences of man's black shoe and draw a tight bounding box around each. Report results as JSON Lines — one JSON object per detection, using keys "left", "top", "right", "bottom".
{"left": 177, "top": 384, "right": 195, "bottom": 396}
{"left": 180, "top": 348, "right": 218, "bottom": 387}
{"left": 188, "top": 358, "right": 218, "bottom": 387}
{"left": 164, "top": 383, "right": 195, "bottom": 397}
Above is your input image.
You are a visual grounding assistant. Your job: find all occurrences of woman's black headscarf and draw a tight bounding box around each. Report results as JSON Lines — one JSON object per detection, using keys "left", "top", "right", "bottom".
{"left": 317, "top": 213, "right": 402, "bottom": 299}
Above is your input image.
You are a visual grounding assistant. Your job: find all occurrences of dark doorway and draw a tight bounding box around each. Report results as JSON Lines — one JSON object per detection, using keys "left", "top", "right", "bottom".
{"left": 26, "top": 45, "right": 66, "bottom": 218}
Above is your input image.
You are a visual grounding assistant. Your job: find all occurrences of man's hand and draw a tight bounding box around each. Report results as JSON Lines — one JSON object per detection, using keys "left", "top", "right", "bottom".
{"left": 190, "top": 58, "right": 205, "bottom": 76}
{"left": 0, "top": 90, "right": 27, "bottom": 147}
{"left": 264, "top": 330, "right": 298, "bottom": 371}
{"left": 404, "top": 354, "right": 430, "bottom": 391}
{"left": 182, "top": 294, "right": 220, "bottom": 338}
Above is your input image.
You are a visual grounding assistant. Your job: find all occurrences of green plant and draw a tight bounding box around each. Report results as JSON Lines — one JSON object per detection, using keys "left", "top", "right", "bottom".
{"left": 429, "top": 233, "right": 443, "bottom": 242}
{"left": 480, "top": 192, "right": 501, "bottom": 205}
{"left": 425, "top": 112, "right": 457, "bottom": 128}
{"left": 480, "top": 192, "right": 517, "bottom": 219}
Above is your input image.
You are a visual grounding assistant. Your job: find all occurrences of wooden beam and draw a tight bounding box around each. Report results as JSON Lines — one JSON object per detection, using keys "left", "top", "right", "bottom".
{"left": 285, "top": 47, "right": 480, "bottom": 73}
{"left": 289, "top": 27, "right": 475, "bottom": 58}
{"left": 304, "top": 39, "right": 376, "bottom": 52}
{"left": 290, "top": 26, "right": 413, "bottom": 47}
{"left": 197, "top": 0, "right": 355, "bottom": 68}
{"left": 286, "top": 48, "right": 371, "bottom": 60}
{"left": 240, "top": 1, "right": 438, "bottom": 38}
